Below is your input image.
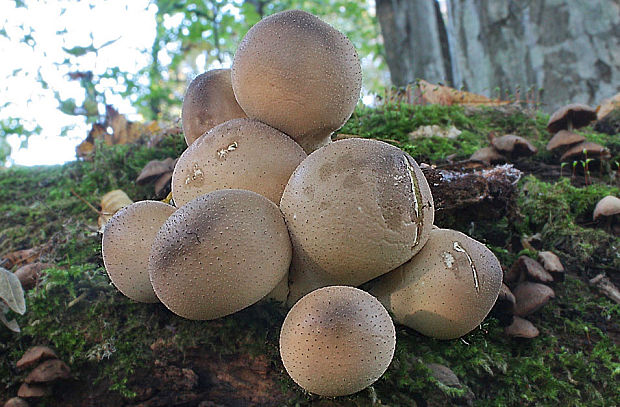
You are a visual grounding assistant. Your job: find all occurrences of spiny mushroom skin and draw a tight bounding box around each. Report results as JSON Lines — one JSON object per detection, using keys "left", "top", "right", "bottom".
{"left": 231, "top": 10, "right": 362, "bottom": 153}
{"left": 368, "top": 228, "right": 502, "bottom": 340}
{"left": 181, "top": 69, "right": 247, "bottom": 146}
{"left": 149, "top": 189, "right": 291, "bottom": 320}
{"left": 280, "top": 286, "right": 395, "bottom": 397}
{"left": 280, "top": 138, "right": 434, "bottom": 303}
{"left": 102, "top": 201, "right": 175, "bottom": 303}
{"left": 172, "top": 118, "right": 306, "bottom": 207}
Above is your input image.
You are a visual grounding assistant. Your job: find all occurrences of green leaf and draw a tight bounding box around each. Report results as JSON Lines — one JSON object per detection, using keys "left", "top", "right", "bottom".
{"left": 0, "top": 267, "right": 26, "bottom": 315}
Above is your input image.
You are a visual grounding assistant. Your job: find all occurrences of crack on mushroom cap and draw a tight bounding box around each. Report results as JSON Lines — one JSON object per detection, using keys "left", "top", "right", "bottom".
{"left": 148, "top": 189, "right": 292, "bottom": 320}
{"left": 279, "top": 286, "right": 395, "bottom": 397}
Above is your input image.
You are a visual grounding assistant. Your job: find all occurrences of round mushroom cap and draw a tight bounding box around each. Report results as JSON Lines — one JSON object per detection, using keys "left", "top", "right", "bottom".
{"left": 368, "top": 228, "right": 503, "bottom": 339}
{"left": 593, "top": 195, "right": 620, "bottom": 220}
{"left": 181, "top": 69, "right": 247, "bottom": 146}
{"left": 280, "top": 138, "right": 434, "bottom": 296}
{"left": 545, "top": 130, "right": 585, "bottom": 152}
{"left": 102, "top": 200, "right": 175, "bottom": 303}
{"left": 148, "top": 189, "right": 291, "bottom": 320}
{"left": 231, "top": 10, "right": 362, "bottom": 153}
{"left": 491, "top": 134, "right": 537, "bottom": 157}
{"left": 172, "top": 118, "right": 306, "bottom": 207}
{"left": 559, "top": 141, "right": 610, "bottom": 162}
{"left": 547, "top": 103, "right": 597, "bottom": 133}
{"left": 280, "top": 286, "right": 395, "bottom": 397}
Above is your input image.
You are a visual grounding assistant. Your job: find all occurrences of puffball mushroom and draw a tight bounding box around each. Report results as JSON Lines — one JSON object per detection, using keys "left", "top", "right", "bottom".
{"left": 231, "top": 10, "right": 362, "bottom": 153}
{"left": 280, "top": 286, "right": 395, "bottom": 397}
{"left": 172, "top": 118, "right": 306, "bottom": 207}
{"left": 102, "top": 200, "right": 175, "bottom": 303}
{"left": 368, "top": 228, "right": 502, "bottom": 340}
{"left": 181, "top": 69, "right": 247, "bottom": 146}
{"left": 148, "top": 189, "right": 292, "bottom": 320}
{"left": 280, "top": 138, "right": 434, "bottom": 302}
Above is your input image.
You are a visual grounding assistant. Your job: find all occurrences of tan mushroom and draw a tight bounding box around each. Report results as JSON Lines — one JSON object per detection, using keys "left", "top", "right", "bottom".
{"left": 513, "top": 282, "right": 555, "bottom": 316}
{"left": 469, "top": 147, "right": 506, "bottom": 164}
{"left": 547, "top": 103, "right": 597, "bottom": 133}
{"left": 24, "top": 359, "right": 70, "bottom": 384}
{"left": 593, "top": 195, "right": 620, "bottom": 221}
{"left": 280, "top": 138, "right": 434, "bottom": 302}
{"left": 4, "top": 398, "right": 29, "bottom": 407}
{"left": 102, "top": 201, "right": 176, "bottom": 303}
{"left": 537, "top": 251, "right": 565, "bottom": 282}
{"left": 172, "top": 118, "right": 306, "bottom": 207}
{"left": 491, "top": 134, "right": 537, "bottom": 158}
{"left": 505, "top": 316, "right": 539, "bottom": 338}
{"left": 231, "top": 10, "right": 362, "bottom": 153}
{"left": 16, "top": 346, "right": 57, "bottom": 370}
{"left": 368, "top": 228, "right": 503, "bottom": 339}
{"left": 280, "top": 286, "right": 395, "bottom": 397}
{"left": 545, "top": 130, "right": 586, "bottom": 152}
{"left": 559, "top": 141, "right": 610, "bottom": 162}
{"left": 17, "top": 383, "right": 51, "bottom": 398}
{"left": 506, "top": 256, "right": 553, "bottom": 284}
{"left": 148, "top": 189, "right": 291, "bottom": 320}
{"left": 181, "top": 69, "right": 247, "bottom": 146}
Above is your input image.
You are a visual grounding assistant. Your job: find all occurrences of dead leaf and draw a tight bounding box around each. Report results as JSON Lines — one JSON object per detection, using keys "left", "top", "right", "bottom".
{"left": 383, "top": 80, "right": 509, "bottom": 107}
{"left": 596, "top": 92, "right": 620, "bottom": 120}
{"left": 98, "top": 190, "right": 133, "bottom": 228}
{"left": 1, "top": 247, "right": 45, "bottom": 269}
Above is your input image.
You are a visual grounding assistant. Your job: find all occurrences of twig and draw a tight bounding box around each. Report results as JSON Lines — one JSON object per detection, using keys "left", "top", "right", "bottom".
{"left": 70, "top": 188, "right": 101, "bottom": 215}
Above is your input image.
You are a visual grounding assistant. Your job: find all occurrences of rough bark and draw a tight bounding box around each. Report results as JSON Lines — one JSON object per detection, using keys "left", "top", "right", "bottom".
{"left": 376, "top": 0, "right": 451, "bottom": 86}
{"left": 446, "top": 0, "right": 620, "bottom": 111}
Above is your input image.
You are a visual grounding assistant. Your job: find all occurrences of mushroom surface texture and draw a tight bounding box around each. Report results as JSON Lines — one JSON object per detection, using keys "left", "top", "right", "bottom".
{"left": 368, "top": 228, "right": 503, "bottom": 339}
{"left": 593, "top": 195, "right": 620, "bottom": 220}
{"left": 490, "top": 134, "right": 537, "bottom": 157}
{"left": 545, "top": 130, "right": 585, "bottom": 152}
{"left": 148, "top": 189, "right": 291, "bottom": 320}
{"left": 181, "top": 69, "right": 247, "bottom": 146}
{"left": 172, "top": 118, "right": 306, "bottom": 207}
{"left": 279, "top": 286, "right": 395, "bottom": 397}
{"left": 231, "top": 10, "right": 362, "bottom": 153}
{"left": 280, "top": 138, "right": 434, "bottom": 301}
{"left": 102, "top": 200, "right": 176, "bottom": 303}
{"left": 547, "top": 103, "right": 597, "bottom": 133}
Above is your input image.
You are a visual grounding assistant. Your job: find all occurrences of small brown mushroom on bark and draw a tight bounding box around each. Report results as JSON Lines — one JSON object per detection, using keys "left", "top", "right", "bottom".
{"left": 16, "top": 346, "right": 58, "bottom": 370}
{"left": 491, "top": 134, "right": 537, "bottom": 158}
{"left": 505, "top": 316, "right": 539, "bottom": 338}
{"left": 537, "top": 251, "right": 565, "bottom": 282}
{"left": 513, "top": 282, "right": 555, "bottom": 316}
{"left": 545, "top": 130, "right": 586, "bottom": 152}
{"left": 547, "top": 103, "right": 597, "bottom": 133}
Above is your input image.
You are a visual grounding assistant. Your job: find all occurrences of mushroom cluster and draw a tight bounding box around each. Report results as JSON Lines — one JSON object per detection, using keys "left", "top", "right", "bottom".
{"left": 101, "top": 9, "right": 502, "bottom": 398}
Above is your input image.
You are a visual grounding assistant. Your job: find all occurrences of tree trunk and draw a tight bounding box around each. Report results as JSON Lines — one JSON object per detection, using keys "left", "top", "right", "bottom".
{"left": 376, "top": 0, "right": 451, "bottom": 86}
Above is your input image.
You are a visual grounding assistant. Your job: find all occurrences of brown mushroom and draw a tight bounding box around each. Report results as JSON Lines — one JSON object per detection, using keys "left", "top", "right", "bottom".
{"left": 280, "top": 138, "right": 434, "bottom": 301}
{"left": 490, "top": 283, "right": 516, "bottom": 326}
{"left": 231, "top": 10, "right": 362, "bottom": 153}
{"left": 172, "top": 118, "right": 306, "bottom": 207}
{"left": 368, "top": 228, "right": 503, "bottom": 339}
{"left": 17, "top": 383, "right": 51, "bottom": 398}
{"left": 537, "top": 251, "right": 565, "bottom": 282}
{"left": 279, "top": 286, "right": 395, "bottom": 397}
{"left": 469, "top": 147, "right": 506, "bottom": 164}
{"left": 16, "top": 346, "right": 57, "bottom": 370}
{"left": 506, "top": 256, "right": 553, "bottom": 284}
{"left": 102, "top": 201, "right": 176, "bottom": 303}
{"left": 505, "top": 316, "right": 539, "bottom": 338}
{"left": 559, "top": 141, "right": 610, "bottom": 162}
{"left": 4, "top": 398, "right": 29, "bottom": 407}
{"left": 545, "top": 130, "right": 586, "bottom": 152}
{"left": 13, "top": 263, "right": 55, "bottom": 291}
{"left": 181, "top": 69, "right": 247, "bottom": 146}
{"left": 593, "top": 195, "right": 620, "bottom": 221}
{"left": 547, "top": 103, "right": 597, "bottom": 133}
{"left": 25, "top": 359, "right": 70, "bottom": 383}
{"left": 148, "top": 189, "right": 291, "bottom": 320}
{"left": 513, "top": 282, "right": 555, "bottom": 316}
{"left": 491, "top": 134, "right": 537, "bottom": 158}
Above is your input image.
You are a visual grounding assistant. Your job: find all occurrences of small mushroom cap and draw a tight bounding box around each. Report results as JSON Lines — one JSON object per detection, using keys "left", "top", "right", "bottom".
{"left": 4, "top": 397, "right": 30, "bottom": 407}
{"left": 368, "top": 228, "right": 503, "bottom": 340}
{"left": 469, "top": 147, "right": 506, "bottom": 164}
{"left": 102, "top": 201, "right": 176, "bottom": 303}
{"left": 507, "top": 256, "right": 553, "bottom": 284}
{"left": 149, "top": 189, "right": 291, "bottom": 320}
{"left": 17, "top": 383, "right": 51, "bottom": 398}
{"left": 545, "top": 130, "right": 586, "bottom": 151}
{"left": 231, "top": 10, "right": 362, "bottom": 153}
{"left": 513, "top": 282, "right": 555, "bottom": 316}
{"left": 593, "top": 195, "right": 620, "bottom": 220}
{"left": 504, "top": 316, "right": 539, "bottom": 338}
{"left": 181, "top": 69, "right": 247, "bottom": 146}
{"left": 24, "top": 359, "right": 70, "bottom": 383}
{"left": 491, "top": 134, "right": 537, "bottom": 157}
{"left": 559, "top": 141, "right": 611, "bottom": 162}
{"left": 280, "top": 138, "right": 434, "bottom": 296}
{"left": 280, "top": 286, "right": 395, "bottom": 397}
{"left": 172, "top": 118, "right": 306, "bottom": 207}
{"left": 537, "top": 251, "right": 565, "bottom": 274}
{"left": 16, "top": 346, "right": 57, "bottom": 370}
{"left": 547, "top": 103, "right": 597, "bottom": 133}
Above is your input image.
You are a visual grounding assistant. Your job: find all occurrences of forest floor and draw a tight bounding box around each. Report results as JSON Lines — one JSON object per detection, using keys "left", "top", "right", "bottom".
{"left": 0, "top": 104, "right": 619, "bottom": 406}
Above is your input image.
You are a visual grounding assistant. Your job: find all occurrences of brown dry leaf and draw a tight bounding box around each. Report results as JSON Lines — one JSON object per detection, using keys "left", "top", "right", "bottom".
{"left": 415, "top": 80, "right": 510, "bottom": 106}
{"left": 1, "top": 246, "right": 48, "bottom": 269}
{"left": 98, "top": 190, "right": 133, "bottom": 228}
{"left": 596, "top": 92, "right": 620, "bottom": 120}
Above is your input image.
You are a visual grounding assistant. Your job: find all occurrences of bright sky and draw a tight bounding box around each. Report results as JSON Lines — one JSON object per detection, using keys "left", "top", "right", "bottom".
{"left": 0, "top": 0, "right": 157, "bottom": 166}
